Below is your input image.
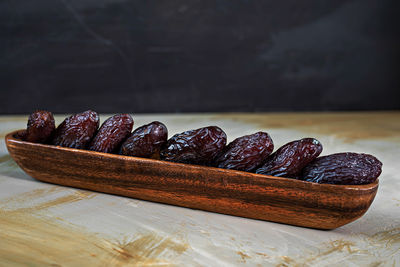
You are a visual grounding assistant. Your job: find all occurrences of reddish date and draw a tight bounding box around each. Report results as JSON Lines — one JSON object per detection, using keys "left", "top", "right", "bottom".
{"left": 52, "top": 110, "right": 99, "bottom": 149}
{"left": 215, "top": 132, "right": 274, "bottom": 172}
{"left": 22, "top": 108, "right": 384, "bottom": 186}
{"left": 24, "top": 110, "right": 56, "bottom": 143}
{"left": 301, "top": 152, "right": 382, "bottom": 185}
{"left": 120, "top": 121, "right": 167, "bottom": 159}
{"left": 89, "top": 114, "right": 133, "bottom": 153}
{"left": 160, "top": 126, "right": 226, "bottom": 165}
{"left": 256, "top": 138, "right": 322, "bottom": 178}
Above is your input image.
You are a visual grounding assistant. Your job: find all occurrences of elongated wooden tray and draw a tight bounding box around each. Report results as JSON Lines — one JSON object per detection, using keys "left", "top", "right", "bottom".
{"left": 5, "top": 130, "right": 378, "bottom": 229}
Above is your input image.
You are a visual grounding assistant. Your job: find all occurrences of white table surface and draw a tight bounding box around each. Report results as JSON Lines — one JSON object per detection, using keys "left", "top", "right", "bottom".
{"left": 0, "top": 112, "right": 399, "bottom": 266}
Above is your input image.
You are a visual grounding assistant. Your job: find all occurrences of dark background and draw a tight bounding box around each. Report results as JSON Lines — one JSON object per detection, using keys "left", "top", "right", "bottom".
{"left": 1, "top": 0, "right": 399, "bottom": 114}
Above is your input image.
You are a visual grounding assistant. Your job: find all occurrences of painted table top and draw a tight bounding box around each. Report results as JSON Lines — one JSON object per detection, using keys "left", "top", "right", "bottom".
{"left": 0, "top": 112, "right": 399, "bottom": 266}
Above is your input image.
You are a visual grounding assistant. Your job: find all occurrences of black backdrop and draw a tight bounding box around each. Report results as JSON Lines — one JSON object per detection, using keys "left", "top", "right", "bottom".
{"left": 1, "top": 0, "right": 399, "bottom": 114}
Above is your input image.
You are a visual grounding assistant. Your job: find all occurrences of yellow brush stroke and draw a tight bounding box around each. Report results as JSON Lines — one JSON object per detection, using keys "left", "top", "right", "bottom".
{"left": 0, "top": 186, "right": 188, "bottom": 266}
{"left": 236, "top": 251, "right": 251, "bottom": 262}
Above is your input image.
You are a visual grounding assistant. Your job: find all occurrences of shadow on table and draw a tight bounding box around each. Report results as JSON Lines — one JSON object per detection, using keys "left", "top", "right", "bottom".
{"left": 0, "top": 154, "right": 35, "bottom": 181}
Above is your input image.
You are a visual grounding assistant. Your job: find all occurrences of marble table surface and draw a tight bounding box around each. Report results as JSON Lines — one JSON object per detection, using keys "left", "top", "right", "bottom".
{"left": 0, "top": 112, "right": 399, "bottom": 266}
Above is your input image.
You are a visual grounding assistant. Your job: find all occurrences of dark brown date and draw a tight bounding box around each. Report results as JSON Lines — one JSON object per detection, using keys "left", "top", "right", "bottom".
{"left": 52, "top": 110, "right": 99, "bottom": 149}
{"left": 120, "top": 121, "right": 167, "bottom": 159}
{"left": 256, "top": 138, "right": 322, "bottom": 177}
{"left": 89, "top": 114, "right": 133, "bottom": 153}
{"left": 160, "top": 126, "right": 227, "bottom": 165}
{"left": 24, "top": 110, "right": 55, "bottom": 143}
{"left": 214, "top": 132, "right": 274, "bottom": 172}
{"left": 301, "top": 152, "right": 382, "bottom": 185}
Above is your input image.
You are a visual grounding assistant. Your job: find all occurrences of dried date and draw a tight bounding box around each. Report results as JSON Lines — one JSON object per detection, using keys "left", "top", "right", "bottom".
{"left": 301, "top": 152, "right": 382, "bottom": 185}
{"left": 52, "top": 110, "right": 99, "bottom": 149}
{"left": 24, "top": 110, "right": 56, "bottom": 143}
{"left": 215, "top": 132, "right": 274, "bottom": 172}
{"left": 120, "top": 121, "right": 167, "bottom": 159}
{"left": 89, "top": 114, "right": 133, "bottom": 153}
{"left": 256, "top": 138, "right": 322, "bottom": 177}
{"left": 160, "top": 126, "right": 226, "bottom": 165}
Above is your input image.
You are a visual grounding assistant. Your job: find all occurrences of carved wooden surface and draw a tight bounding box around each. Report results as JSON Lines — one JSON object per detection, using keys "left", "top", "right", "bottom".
{"left": 6, "top": 130, "right": 378, "bottom": 230}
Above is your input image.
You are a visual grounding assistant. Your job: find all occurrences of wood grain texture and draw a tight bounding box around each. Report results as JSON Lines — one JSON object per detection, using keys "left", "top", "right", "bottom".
{"left": 6, "top": 130, "right": 378, "bottom": 230}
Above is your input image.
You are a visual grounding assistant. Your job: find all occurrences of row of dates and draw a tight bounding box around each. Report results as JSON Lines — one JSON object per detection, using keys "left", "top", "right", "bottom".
{"left": 22, "top": 110, "right": 382, "bottom": 185}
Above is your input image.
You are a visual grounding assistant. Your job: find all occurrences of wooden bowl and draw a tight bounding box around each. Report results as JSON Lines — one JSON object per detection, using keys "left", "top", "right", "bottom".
{"left": 5, "top": 130, "right": 378, "bottom": 230}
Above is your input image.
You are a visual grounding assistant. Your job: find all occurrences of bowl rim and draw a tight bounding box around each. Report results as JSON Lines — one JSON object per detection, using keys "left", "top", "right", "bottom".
{"left": 5, "top": 129, "right": 379, "bottom": 191}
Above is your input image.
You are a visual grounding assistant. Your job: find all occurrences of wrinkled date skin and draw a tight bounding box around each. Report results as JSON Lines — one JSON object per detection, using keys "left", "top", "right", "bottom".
{"left": 256, "top": 138, "right": 322, "bottom": 178}
{"left": 120, "top": 121, "right": 167, "bottom": 159}
{"left": 89, "top": 114, "right": 133, "bottom": 153}
{"left": 215, "top": 132, "right": 274, "bottom": 172}
{"left": 52, "top": 110, "right": 99, "bottom": 149}
{"left": 24, "top": 110, "right": 56, "bottom": 143}
{"left": 160, "top": 126, "right": 226, "bottom": 165}
{"left": 301, "top": 152, "right": 382, "bottom": 185}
